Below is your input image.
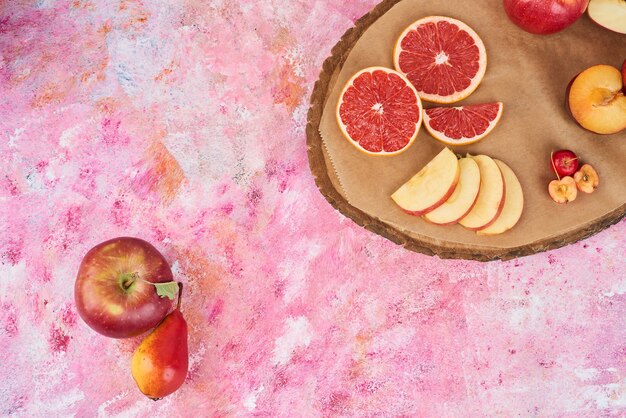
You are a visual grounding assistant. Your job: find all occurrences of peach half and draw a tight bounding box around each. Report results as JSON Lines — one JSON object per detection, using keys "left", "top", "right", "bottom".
{"left": 567, "top": 64, "right": 626, "bottom": 135}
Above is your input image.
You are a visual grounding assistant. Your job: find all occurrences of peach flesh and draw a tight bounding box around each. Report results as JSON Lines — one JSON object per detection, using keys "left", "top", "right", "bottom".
{"left": 567, "top": 65, "right": 626, "bottom": 135}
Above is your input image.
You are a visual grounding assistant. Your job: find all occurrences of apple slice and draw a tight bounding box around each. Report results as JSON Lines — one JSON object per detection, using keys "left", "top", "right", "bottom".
{"left": 567, "top": 64, "right": 626, "bottom": 134}
{"left": 588, "top": 0, "right": 626, "bottom": 34}
{"left": 424, "top": 157, "right": 481, "bottom": 225}
{"left": 459, "top": 155, "right": 505, "bottom": 231}
{"left": 392, "top": 148, "right": 460, "bottom": 216}
{"left": 477, "top": 160, "right": 524, "bottom": 236}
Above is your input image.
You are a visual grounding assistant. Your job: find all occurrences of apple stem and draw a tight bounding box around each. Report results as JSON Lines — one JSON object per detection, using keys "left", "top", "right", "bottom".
{"left": 550, "top": 151, "right": 561, "bottom": 181}
{"left": 119, "top": 272, "right": 138, "bottom": 291}
{"left": 176, "top": 282, "right": 183, "bottom": 311}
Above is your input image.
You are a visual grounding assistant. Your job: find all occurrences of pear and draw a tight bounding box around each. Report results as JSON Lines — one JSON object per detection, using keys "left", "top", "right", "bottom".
{"left": 131, "top": 283, "right": 188, "bottom": 400}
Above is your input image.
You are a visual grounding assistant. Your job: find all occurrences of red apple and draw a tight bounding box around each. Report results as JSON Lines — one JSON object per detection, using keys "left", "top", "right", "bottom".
{"left": 551, "top": 150, "right": 579, "bottom": 177}
{"left": 75, "top": 237, "right": 175, "bottom": 338}
{"left": 503, "top": 0, "right": 590, "bottom": 35}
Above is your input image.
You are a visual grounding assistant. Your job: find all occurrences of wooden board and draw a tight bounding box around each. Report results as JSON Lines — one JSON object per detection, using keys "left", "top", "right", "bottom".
{"left": 306, "top": 0, "right": 626, "bottom": 261}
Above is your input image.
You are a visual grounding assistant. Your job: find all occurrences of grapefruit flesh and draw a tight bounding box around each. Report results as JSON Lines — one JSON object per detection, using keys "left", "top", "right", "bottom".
{"left": 336, "top": 67, "right": 423, "bottom": 155}
{"left": 423, "top": 102, "right": 503, "bottom": 146}
{"left": 394, "top": 16, "right": 487, "bottom": 104}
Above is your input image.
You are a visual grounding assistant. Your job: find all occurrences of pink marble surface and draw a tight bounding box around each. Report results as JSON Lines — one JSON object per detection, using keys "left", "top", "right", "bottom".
{"left": 1, "top": 0, "right": 625, "bottom": 416}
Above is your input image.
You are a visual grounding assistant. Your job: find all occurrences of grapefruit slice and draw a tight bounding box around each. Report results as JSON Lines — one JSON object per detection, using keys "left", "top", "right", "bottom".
{"left": 394, "top": 16, "right": 487, "bottom": 104}
{"left": 423, "top": 102, "right": 503, "bottom": 146}
{"left": 336, "top": 66, "right": 423, "bottom": 156}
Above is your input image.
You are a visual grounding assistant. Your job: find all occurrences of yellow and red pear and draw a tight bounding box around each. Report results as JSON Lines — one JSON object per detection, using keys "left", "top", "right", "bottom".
{"left": 131, "top": 283, "right": 188, "bottom": 400}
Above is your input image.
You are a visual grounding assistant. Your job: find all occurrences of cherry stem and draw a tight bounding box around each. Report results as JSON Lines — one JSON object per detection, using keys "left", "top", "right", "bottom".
{"left": 176, "top": 282, "right": 183, "bottom": 311}
{"left": 550, "top": 151, "right": 561, "bottom": 181}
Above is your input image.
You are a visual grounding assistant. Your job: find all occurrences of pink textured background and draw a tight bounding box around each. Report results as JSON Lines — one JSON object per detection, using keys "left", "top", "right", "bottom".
{"left": 1, "top": 0, "right": 625, "bottom": 416}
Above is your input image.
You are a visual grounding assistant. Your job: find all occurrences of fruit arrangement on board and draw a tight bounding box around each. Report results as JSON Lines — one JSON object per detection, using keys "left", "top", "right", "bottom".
{"left": 74, "top": 237, "right": 188, "bottom": 400}
{"left": 549, "top": 150, "right": 599, "bottom": 203}
{"left": 336, "top": 16, "right": 517, "bottom": 232}
{"left": 336, "top": 16, "right": 503, "bottom": 154}
{"left": 391, "top": 148, "right": 524, "bottom": 235}
{"left": 334, "top": 3, "right": 623, "bottom": 236}
{"left": 503, "top": 1, "right": 626, "bottom": 135}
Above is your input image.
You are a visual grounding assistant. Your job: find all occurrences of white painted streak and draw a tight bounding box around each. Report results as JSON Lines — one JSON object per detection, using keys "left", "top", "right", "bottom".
{"left": 272, "top": 316, "right": 312, "bottom": 365}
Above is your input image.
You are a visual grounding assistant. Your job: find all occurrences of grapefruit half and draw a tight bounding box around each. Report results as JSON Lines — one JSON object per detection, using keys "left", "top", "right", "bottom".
{"left": 423, "top": 102, "right": 503, "bottom": 146}
{"left": 336, "top": 67, "right": 423, "bottom": 156}
{"left": 394, "top": 16, "right": 487, "bottom": 104}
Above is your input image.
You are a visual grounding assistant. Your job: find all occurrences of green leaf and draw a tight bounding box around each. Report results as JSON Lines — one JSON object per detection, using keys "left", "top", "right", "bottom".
{"left": 153, "top": 281, "right": 180, "bottom": 300}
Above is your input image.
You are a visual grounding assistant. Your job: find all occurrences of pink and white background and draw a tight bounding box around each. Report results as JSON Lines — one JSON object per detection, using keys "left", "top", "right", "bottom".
{"left": 1, "top": 0, "right": 625, "bottom": 416}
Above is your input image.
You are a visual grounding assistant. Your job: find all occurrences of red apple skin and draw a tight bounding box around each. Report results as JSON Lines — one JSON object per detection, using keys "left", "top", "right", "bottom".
{"left": 423, "top": 185, "right": 482, "bottom": 226}
{"left": 75, "top": 237, "right": 174, "bottom": 338}
{"left": 551, "top": 150, "right": 579, "bottom": 177}
{"left": 503, "top": 0, "right": 590, "bottom": 35}
{"left": 424, "top": 200, "right": 479, "bottom": 226}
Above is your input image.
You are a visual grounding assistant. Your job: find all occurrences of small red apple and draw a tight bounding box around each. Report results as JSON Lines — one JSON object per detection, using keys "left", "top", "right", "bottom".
{"left": 503, "top": 0, "right": 590, "bottom": 35}
{"left": 75, "top": 237, "right": 175, "bottom": 338}
{"left": 551, "top": 150, "right": 579, "bottom": 177}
